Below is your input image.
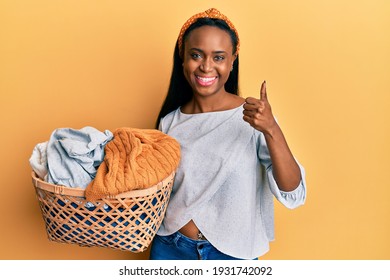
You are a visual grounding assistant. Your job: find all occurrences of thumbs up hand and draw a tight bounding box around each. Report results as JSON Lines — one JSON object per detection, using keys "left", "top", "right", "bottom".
{"left": 243, "top": 81, "right": 277, "bottom": 135}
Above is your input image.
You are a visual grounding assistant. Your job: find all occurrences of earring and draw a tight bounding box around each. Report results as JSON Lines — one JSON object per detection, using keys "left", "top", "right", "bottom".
{"left": 231, "top": 66, "right": 234, "bottom": 72}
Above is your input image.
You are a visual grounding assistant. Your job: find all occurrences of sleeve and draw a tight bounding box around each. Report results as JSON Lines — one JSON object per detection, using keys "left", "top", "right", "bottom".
{"left": 257, "top": 131, "right": 307, "bottom": 209}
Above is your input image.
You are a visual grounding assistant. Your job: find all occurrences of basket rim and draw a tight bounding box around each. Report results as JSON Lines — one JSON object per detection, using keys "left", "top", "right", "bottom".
{"left": 31, "top": 171, "right": 175, "bottom": 199}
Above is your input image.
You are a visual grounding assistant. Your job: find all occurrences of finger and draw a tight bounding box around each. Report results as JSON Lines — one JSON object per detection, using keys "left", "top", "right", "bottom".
{"left": 243, "top": 109, "right": 255, "bottom": 118}
{"left": 259, "top": 102, "right": 265, "bottom": 114}
{"left": 243, "top": 109, "right": 262, "bottom": 120}
{"left": 260, "top": 80, "right": 267, "bottom": 101}
{"left": 245, "top": 97, "right": 260, "bottom": 105}
{"left": 243, "top": 102, "right": 259, "bottom": 111}
{"left": 243, "top": 115, "right": 253, "bottom": 124}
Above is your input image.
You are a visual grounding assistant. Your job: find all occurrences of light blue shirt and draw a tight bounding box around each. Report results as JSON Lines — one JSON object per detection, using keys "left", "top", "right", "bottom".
{"left": 46, "top": 126, "right": 113, "bottom": 188}
{"left": 157, "top": 104, "right": 306, "bottom": 259}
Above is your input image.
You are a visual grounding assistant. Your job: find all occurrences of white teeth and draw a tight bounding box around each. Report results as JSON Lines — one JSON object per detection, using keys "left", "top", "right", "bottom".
{"left": 197, "top": 76, "right": 216, "bottom": 82}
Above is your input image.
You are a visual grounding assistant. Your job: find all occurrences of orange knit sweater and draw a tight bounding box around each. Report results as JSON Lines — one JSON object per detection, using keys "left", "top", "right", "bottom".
{"left": 85, "top": 127, "right": 180, "bottom": 201}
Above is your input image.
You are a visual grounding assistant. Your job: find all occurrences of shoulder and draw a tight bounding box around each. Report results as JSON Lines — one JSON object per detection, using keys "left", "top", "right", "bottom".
{"left": 224, "top": 94, "right": 245, "bottom": 110}
{"left": 159, "top": 108, "right": 180, "bottom": 132}
{"left": 231, "top": 94, "right": 246, "bottom": 105}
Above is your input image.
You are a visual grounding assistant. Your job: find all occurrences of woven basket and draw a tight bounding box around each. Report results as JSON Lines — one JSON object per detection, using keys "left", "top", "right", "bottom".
{"left": 31, "top": 171, "right": 174, "bottom": 253}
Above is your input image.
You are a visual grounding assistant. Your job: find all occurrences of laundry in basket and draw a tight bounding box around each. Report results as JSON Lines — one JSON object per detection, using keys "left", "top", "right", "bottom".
{"left": 30, "top": 127, "right": 180, "bottom": 252}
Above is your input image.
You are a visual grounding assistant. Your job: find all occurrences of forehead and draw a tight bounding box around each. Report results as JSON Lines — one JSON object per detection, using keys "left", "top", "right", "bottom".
{"left": 184, "top": 26, "right": 233, "bottom": 52}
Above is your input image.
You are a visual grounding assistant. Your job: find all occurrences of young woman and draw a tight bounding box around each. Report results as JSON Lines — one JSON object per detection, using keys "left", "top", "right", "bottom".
{"left": 150, "top": 8, "right": 306, "bottom": 260}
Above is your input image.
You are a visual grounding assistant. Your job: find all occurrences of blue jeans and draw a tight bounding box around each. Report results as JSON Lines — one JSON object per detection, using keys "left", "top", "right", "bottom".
{"left": 149, "top": 231, "right": 249, "bottom": 260}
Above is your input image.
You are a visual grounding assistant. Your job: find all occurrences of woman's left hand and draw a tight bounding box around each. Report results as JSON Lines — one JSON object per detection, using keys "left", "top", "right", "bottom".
{"left": 243, "top": 81, "right": 277, "bottom": 135}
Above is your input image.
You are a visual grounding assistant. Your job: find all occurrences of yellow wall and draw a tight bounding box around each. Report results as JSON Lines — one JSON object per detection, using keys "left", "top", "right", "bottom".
{"left": 1, "top": 0, "right": 389, "bottom": 260}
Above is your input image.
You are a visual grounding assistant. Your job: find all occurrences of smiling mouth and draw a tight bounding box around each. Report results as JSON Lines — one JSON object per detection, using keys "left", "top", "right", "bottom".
{"left": 195, "top": 75, "right": 217, "bottom": 86}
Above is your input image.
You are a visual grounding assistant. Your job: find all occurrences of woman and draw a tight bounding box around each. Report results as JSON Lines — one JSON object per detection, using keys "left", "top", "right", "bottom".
{"left": 150, "top": 8, "right": 306, "bottom": 260}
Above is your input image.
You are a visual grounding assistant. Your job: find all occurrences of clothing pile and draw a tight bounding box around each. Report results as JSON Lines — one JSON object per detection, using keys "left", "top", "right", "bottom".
{"left": 30, "top": 126, "right": 180, "bottom": 251}
{"left": 30, "top": 126, "right": 181, "bottom": 201}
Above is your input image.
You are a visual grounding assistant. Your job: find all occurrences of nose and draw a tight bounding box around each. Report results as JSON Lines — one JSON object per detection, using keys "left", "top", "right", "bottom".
{"left": 199, "top": 57, "right": 212, "bottom": 72}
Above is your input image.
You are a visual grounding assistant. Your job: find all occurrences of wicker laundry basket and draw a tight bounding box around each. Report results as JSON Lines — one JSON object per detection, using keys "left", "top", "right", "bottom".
{"left": 31, "top": 171, "right": 174, "bottom": 253}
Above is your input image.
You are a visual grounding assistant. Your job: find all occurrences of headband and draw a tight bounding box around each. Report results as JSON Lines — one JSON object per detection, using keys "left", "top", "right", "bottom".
{"left": 177, "top": 8, "right": 240, "bottom": 57}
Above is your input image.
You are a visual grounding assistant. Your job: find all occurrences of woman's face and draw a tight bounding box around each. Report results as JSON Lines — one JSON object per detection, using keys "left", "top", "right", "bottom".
{"left": 182, "top": 26, "right": 236, "bottom": 98}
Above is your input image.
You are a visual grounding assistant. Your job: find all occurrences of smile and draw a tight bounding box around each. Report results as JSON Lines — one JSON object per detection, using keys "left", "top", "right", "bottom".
{"left": 195, "top": 75, "right": 217, "bottom": 86}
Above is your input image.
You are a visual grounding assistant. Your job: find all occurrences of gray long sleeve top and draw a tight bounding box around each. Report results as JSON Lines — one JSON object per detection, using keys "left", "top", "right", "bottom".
{"left": 157, "top": 104, "right": 306, "bottom": 259}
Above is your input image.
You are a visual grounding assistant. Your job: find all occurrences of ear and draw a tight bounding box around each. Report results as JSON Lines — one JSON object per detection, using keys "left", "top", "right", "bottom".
{"left": 232, "top": 53, "right": 238, "bottom": 67}
{"left": 231, "top": 54, "right": 237, "bottom": 70}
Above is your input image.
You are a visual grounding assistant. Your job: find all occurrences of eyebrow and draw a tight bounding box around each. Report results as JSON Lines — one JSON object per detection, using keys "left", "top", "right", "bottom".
{"left": 189, "top": 48, "right": 227, "bottom": 54}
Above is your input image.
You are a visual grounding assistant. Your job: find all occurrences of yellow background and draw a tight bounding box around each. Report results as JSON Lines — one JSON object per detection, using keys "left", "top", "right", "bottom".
{"left": 1, "top": 0, "right": 389, "bottom": 260}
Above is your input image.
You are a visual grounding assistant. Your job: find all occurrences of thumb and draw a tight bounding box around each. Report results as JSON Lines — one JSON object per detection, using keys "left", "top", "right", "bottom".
{"left": 260, "top": 80, "right": 267, "bottom": 101}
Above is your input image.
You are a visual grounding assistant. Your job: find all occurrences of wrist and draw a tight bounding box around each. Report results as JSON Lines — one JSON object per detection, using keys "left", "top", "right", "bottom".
{"left": 263, "top": 121, "right": 279, "bottom": 139}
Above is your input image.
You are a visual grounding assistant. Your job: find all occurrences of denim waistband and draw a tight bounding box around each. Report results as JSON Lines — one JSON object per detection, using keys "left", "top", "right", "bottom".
{"left": 175, "top": 231, "right": 210, "bottom": 246}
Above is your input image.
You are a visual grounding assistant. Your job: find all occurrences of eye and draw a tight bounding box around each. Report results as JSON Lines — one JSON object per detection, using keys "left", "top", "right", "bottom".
{"left": 190, "top": 53, "right": 202, "bottom": 59}
{"left": 214, "top": 55, "right": 225, "bottom": 61}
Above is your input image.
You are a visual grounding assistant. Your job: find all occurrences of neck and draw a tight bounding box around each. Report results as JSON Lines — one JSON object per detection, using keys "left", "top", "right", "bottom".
{"left": 181, "top": 90, "right": 245, "bottom": 115}
{"left": 187, "top": 92, "right": 231, "bottom": 114}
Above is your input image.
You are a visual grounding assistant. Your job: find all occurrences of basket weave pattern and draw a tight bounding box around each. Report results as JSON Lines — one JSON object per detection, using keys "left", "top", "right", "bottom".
{"left": 32, "top": 172, "right": 174, "bottom": 252}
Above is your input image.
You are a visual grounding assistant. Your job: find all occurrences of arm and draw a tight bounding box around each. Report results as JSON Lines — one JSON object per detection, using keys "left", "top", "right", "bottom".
{"left": 243, "top": 81, "right": 301, "bottom": 192}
